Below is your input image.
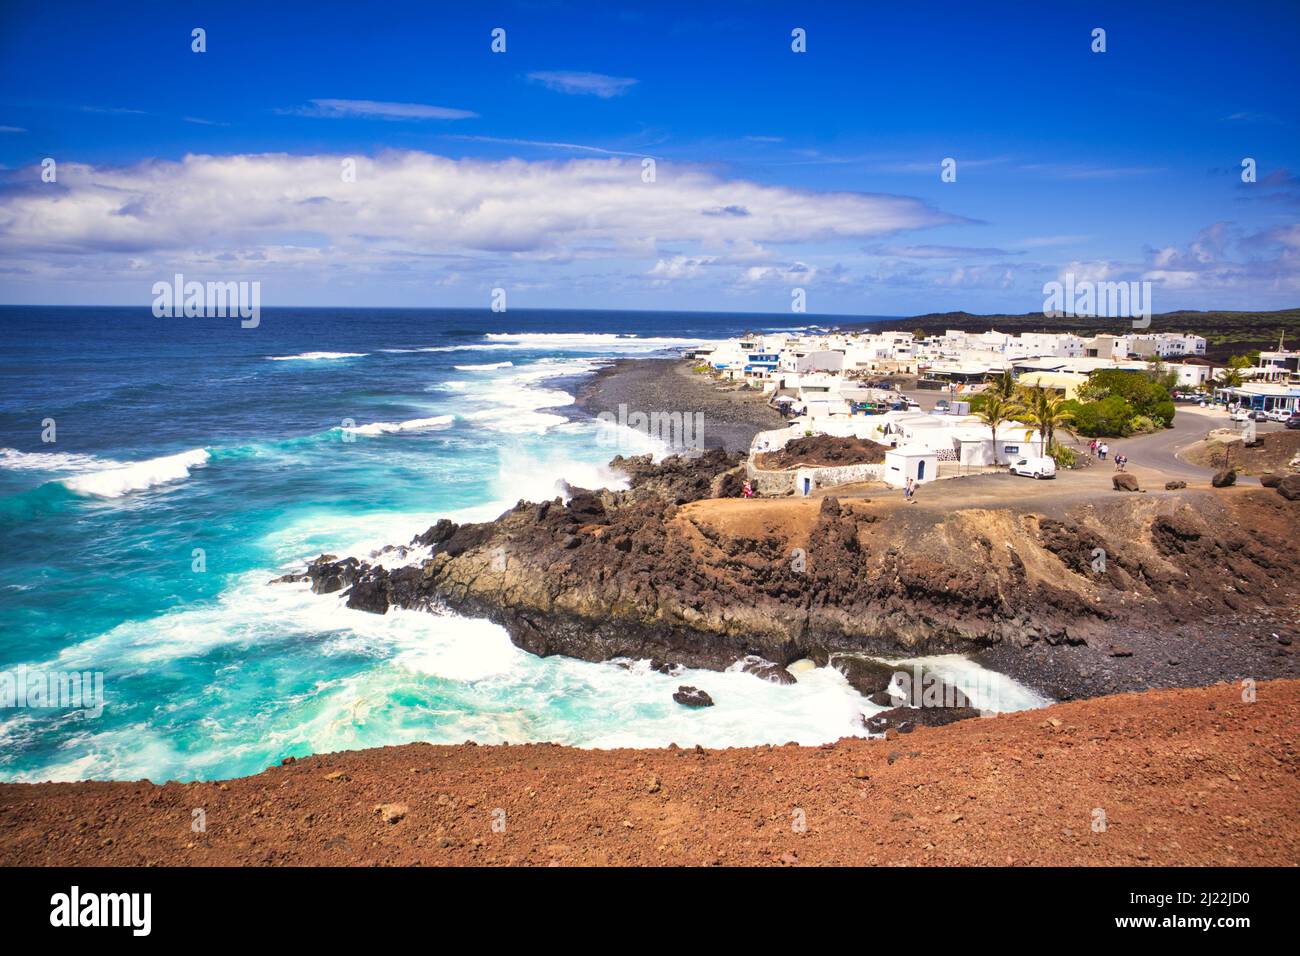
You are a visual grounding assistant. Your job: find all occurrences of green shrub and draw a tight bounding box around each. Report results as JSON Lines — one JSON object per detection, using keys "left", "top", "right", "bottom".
{"left": 1075, "top": 368, "right": 1177, "bottom": 429}
{"left": 1050, "top": 443, "right": 1078, "bottom": 468}
{"left": 1065, "top": 395, "right": 1134, "bottom": 437}
{"left": 1151, "top": 400, "right": 1176, "bottom": 426}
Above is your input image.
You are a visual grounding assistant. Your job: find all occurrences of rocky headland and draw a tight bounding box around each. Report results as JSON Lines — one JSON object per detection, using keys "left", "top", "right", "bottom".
{"left": 279, "top": 446, "right": 1300, "bottom": 702}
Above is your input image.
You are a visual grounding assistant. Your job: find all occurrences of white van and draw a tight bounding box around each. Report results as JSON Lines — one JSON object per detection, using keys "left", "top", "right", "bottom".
{"left": 1009, "top": 456, "right": 1056, "bottom": 479}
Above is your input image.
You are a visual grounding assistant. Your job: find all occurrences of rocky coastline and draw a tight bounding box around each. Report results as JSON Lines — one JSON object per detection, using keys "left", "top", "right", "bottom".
{"left": 278, "top": 440, "right": 1299, "bottom": 704}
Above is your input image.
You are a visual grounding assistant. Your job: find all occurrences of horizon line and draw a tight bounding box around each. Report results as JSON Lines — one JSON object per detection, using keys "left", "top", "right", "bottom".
{"left": 0, "top": 303, "right": 1295, "bottom": 321}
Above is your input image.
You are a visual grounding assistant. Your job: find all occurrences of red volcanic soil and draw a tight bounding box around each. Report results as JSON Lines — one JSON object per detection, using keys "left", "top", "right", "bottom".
{"left": 2, "top": 680, "right": 1297, "bottom": 867}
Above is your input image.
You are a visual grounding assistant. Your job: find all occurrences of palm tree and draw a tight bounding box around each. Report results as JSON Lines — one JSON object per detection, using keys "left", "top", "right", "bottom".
{"left": 1016, "top": 385, "right": 1075, "bottom": 458}
{"left": 1213, "top": 368, "right": 1243, "bottom": 390}
{"left": 977, "top": 394, "right": 1022, "bottom": 465}
{"left": 989, "top": 369, "right": 1016, "bottom": 402}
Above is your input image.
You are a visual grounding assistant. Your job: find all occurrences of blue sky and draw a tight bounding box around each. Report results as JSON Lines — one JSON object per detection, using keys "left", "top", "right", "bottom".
{"left": 0, "top": 0, "right": 1296, "bottom": 315}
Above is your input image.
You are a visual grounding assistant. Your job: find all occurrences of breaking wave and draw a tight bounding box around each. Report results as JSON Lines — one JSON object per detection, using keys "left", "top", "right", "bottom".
{"left": 338, "top": 415, "right": 455, "bottom": 436}
{"left": 267, "top": 351, "right": 367, "bottom": 362}
{"left": 60, "top": 449, "right": 211, "bottom": 498}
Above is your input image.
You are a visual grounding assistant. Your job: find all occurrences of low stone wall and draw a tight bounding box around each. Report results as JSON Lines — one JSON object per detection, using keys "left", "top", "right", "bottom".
{"left": 746, "top": 465, "right": 797, "bottom": 496}
{"left": 746, "top": 459, "right": 885, "bottom": 496}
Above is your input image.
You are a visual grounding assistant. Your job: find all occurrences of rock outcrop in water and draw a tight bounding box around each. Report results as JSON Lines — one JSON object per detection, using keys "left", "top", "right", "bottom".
{"left": 288, "top": 451, "right": 1300, "bottom": 682}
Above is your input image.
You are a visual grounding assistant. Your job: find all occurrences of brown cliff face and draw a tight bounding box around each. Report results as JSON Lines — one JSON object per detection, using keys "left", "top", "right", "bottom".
{"left": 294, "top": 452, "right": 1300, "bottom": 674}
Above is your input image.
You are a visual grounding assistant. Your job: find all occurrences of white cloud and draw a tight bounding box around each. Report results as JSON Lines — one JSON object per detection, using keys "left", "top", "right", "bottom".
{"left": 741, "top": 262, "right": 818, "bottom": 284}
{"left": 445, "top": 135, "right": 646, "bottom": 157}
{"left": 527, "top": 72, "right": 637, "bottom": 98}
{"left": 1058, "top": 260, "right": 1115, "bottom": 283}
{"left": 1049, "top": 223, "right": 1300, "bottom": 299}
{"left": 299, "top": 99, "right": 478, "bottom": 120}
{"left": 648, "top": 255, "right": 716, "bottom": 280}
{"left": 0, "top": 151, "right": 957, "bottom": 285}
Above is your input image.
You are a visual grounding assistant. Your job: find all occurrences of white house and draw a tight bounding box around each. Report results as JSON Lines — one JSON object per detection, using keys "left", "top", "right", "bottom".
{"left": 883, "top": 446, "right": 938, "bottom": 487}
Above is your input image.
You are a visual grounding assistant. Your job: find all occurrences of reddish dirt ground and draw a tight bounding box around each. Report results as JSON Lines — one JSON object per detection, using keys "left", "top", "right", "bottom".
{"left": 2, "top": 680, "right": 1297, "bottom": 867}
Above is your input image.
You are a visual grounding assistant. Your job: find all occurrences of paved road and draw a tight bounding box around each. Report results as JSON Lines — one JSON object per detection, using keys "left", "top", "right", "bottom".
{"left": 1099, "top": 404, "right": 1282, "bottom": 483}
{"left": 895, "top": 387, "right": 1280, "bottom": 482}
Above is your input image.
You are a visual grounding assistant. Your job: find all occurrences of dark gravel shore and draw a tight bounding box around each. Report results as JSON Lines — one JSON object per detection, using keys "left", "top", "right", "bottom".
{"left": 575, "top": 358, "right": 787, "bottom": 453}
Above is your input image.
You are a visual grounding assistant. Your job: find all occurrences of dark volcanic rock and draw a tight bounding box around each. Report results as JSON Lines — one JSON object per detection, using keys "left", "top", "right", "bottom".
{"left": 608, "top": 449, "right": 744, "bottom": 505}
{"left": 563, "top": 487, "right": 608, "bottom": 521}
{"left": 1259, "top": 473, "right": 1283, "bottom": 489}
{"left": 1165, "top": 480, "right": 1187, "bottom": 490}
{"left": 1278, "top": 475, "right": 1300, "bottom": 501}
{"left": 830, "top": 655, "right": 898, "bottom": 696}
{"left": 673, "top": 686, "right": 714, "bottom": 708}
{"left": 1211, "top": 467, "right": 1236, "bottom": 488}
{"left": 413, "top": 518, "right": 457, "bottom": 547}
{"left": 1113, "top": 473, "right": 1140, "bottom": 492}
{"left": 866, "top": 706, "right": 982, "bottom": 733}
{"left": 307, "top": 556, "right": 360, "bottom": 594}
{"left": 759, "top": 435, "right": 889, "bottom": 469}
{"left": 736, "top": 656, "right": 796, "bottom": 685}
{"left": 885, "top": 664, "right": 974, "bottom": 708}
{"left": 345, "top": 572, "right": 391, "bottom": 614}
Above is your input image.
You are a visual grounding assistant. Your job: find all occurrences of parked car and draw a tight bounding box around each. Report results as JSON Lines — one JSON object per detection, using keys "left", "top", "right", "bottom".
{"left": 1264, "top": 407, "right": 1291, "bottom": 423}
{"left": 1286, "top": 415, "right": 1300, "bottom": 430}
{"left": 1229, "top": 408, "right": 1252, "bottom": 422}
{"left": 905, "top": 399, "right": 921, "bottom": 410}
{"left": 934, "top": 399, "right": 950, "bottom": 414}
{"left": 1009, "top": 456, "right": 1057, "bottom": 479}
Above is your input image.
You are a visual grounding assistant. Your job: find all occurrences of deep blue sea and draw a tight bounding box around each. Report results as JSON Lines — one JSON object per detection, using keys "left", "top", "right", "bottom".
{"left": 0, "top": 306, "right": 1044, "bottom": 783}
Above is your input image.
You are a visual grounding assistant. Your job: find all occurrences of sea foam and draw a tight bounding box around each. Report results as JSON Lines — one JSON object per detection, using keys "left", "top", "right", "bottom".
{"left": 267, "top": 351, "right": 367, "bottom": 361}
{"left": 0, "top": 448, "right": 119, "bottom": 473}
{"left": 339, "top": 415, "right": 455, "bottom": 436}
{"left": 60, "top": 448, "right": 210, "bottom": 498}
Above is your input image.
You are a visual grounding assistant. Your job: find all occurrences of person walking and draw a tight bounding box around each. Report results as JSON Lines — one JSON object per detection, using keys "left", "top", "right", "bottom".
{"left": 742, "top": 479, "right": 754, "bottom": 499}
{"left": 1089, "top": 438, "right": 1098, "bottom": 457}
{"left": 1099, "top": 442, "right": 1109, "bottom": 461}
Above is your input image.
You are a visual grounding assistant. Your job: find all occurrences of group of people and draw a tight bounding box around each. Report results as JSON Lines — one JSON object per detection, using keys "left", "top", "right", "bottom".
{"left": 902, "top": 476, "right": 918, "bottom": 502}
{"left": 1088, "top": 438, "right": 1128, "bottom": 471}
